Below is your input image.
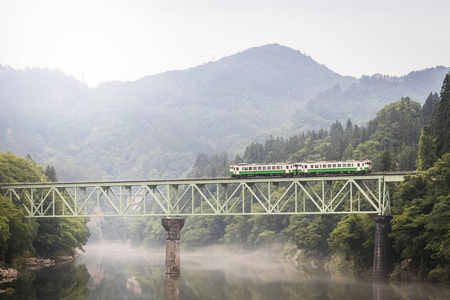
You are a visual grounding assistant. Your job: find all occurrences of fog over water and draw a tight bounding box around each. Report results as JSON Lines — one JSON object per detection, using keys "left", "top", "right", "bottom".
{"left": 74, "top": 243, "right": 450, "bottom": 300}
{"left": 2, "top": 242, "right": 450, "bottom": 299}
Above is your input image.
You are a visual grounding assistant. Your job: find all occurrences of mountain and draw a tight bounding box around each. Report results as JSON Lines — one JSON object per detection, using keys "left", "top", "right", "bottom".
{"left": 307, "top": 67, "right": 450, "bottom": 123}
{"left": 0, "top": 44, "right": 448, "bottom": 181}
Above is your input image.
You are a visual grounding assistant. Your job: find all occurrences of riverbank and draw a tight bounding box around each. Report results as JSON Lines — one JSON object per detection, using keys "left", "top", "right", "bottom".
{"left": 0, "top": 256, "right": 74, "bottom": 284}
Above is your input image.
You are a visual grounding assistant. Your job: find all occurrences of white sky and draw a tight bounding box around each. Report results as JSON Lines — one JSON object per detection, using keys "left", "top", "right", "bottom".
{"left": 1, "top": 0, "right": 449, "bottom": 87}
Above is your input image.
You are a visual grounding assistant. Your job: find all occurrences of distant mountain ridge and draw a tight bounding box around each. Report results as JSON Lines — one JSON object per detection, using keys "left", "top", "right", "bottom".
{"left": 0, "top": 44, "right": 448, "bottom": 180}
{"left": 307, "top": 66, "right": 449, "bottom": 123}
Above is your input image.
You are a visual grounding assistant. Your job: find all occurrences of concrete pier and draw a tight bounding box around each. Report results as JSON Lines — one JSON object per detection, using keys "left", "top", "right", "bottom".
{"left": 165, "top": 274, "right": 180, "bottom": 300}
{"left": 162, "top": 218, "right": 185, "bottom": 274}
{"left": 372, "top": 215, "right": 393, "bottom": 280}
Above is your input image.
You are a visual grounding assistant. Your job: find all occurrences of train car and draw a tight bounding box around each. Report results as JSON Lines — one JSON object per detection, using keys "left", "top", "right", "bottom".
{"left": 301, "top": 159, "right": 372, "bottom": 175}
{"left": 229, "top": 163, "right": 295, "bottom": 178}
{"left": 230, "top": 160, "right": 372, "bottom": 178}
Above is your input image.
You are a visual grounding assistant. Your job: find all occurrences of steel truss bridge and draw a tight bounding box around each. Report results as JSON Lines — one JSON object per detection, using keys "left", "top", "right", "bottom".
{"left": 0, "top": 173, "right": 410, "bottom": 218}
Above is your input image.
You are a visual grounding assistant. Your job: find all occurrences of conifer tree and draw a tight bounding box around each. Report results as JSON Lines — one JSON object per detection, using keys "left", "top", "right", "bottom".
{"left": 430, "top": 72, "right": 450, "bottom": 157}
{"left": 422, "top": 92, "right": 440, "bottom": 125}
{"left": 417, "top": 126, "right": 438, "bottom": 170}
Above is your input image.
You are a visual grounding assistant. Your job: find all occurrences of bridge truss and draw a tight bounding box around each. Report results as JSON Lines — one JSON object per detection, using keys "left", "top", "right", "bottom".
{"left": 0, "top": 175, "right": 406, "bottom": 218}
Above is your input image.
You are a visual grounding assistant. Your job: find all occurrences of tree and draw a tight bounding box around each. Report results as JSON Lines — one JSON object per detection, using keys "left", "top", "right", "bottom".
{"left": 182, "top": 216, "right": 226, "bottom": 249}
{"left": 33, "top": 217, "right": 90, "bottom": 257}
{"left": 379, "top": 150, "right": 393, "bottom": 172}
{"left": 430, "top": 72, "right": 450, "bottom": 158}
{"left": 221, "top": 216, "right": 252, "bottom": 245}
{"left": 417, "top": 127, "right": 438, "bottom": 171}
{"left": 44, "top": 165, "right": 58, "bottom": 182}
{"left": 327, "top": 214, "right": 375, "bottom": 275}
{"left": 391, "top": 153, "right": 450, "bottom": 281}
{"left": 0, "top": 195, "right": 38, "bottom": 264}
{"left": 0, "top": 152, "right": 42, "bottom": 183}
{"left": 282, "top": 215, "right": 340, "bottom": 258}
{"left": 422, "top": 92, "right": 440, "bottom": 125}
{"left": 369, "top": 98, "right": 423, "bottom": 151}
{"left": 397, "top": 143, "right": 417, "bottom": 171}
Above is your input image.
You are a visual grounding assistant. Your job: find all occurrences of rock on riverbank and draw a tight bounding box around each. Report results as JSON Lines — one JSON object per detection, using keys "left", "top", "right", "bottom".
{"left": 0, "top": 268, "right": 19, "bottom": 284}
{"left": 0, "top": 256, "right": 74, "bottom": 283}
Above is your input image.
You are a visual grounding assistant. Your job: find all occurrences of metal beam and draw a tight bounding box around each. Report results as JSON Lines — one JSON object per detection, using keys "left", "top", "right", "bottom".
{"left": 0, "top": 174, "right": 408, "bottom": 218}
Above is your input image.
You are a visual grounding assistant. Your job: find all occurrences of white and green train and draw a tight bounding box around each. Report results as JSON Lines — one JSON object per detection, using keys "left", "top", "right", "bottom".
{"left": 229, "top": 160, "right": 372, "bottom": 178}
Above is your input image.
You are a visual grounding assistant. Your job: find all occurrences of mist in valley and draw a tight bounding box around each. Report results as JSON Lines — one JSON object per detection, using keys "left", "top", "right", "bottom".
{"left": 72, "top": 242, "right": 450, "bottom": 300}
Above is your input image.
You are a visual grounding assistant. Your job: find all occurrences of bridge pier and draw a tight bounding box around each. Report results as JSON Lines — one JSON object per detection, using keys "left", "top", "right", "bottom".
{"left": 162, "top": 218, "right": 185, "bottom": 274}
{"left": 372, "top": 215, "right": 393, "bottom": 280}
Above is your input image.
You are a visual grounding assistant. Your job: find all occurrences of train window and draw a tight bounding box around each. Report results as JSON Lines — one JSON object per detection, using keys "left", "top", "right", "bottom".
{"left": 263, "top": 167, "right": 266, "bottom": 170}
{"left": 258, "top": 167, "right": 261, "bottom": 170}
{"left": 328, "top": 164, "right": 331, "bottom": 168}
{"left": 333, "top": 164, "right": 336, "bottom": 167}
{"left": 310, "top": 165, "right": 313, "bottom": 168}
{"left": 357, "top": 163, "right": 360, "bottom": 167}
{"left": 278, "top": 166, "right": 281, "bottom": 169}
{"left": 338, "top": 164, "right": 341, "bottom": 167}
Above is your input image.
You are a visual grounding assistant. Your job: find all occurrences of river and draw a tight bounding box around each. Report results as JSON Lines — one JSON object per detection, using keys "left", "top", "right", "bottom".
{"left": 1, "top": 243, "right": 450, "bottom": 300}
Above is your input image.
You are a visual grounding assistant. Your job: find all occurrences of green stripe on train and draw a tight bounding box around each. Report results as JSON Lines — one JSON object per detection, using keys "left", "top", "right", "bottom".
{"left": 306, "top": 168, "right": 369, "bottom": 173}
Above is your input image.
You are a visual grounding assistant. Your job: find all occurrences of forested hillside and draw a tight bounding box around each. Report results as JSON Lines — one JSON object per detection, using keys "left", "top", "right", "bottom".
{"left": 113, "top": 72, "right": 450, "bottom": 281}
{"left": 2, "top": 68, "right": 450, "bottom": 281}
{"left": 0, "top": 44, "right": 448, "bottom": 181}
{"left": 0, "top": 153, "right": 90, "bottom": 266}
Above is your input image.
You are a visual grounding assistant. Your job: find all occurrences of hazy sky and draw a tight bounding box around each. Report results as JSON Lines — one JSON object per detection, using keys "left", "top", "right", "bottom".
{"left": 1, "top": 0, "right": 449, "bottom": 87}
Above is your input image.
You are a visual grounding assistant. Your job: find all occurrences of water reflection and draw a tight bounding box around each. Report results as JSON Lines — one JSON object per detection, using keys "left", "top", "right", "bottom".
{"left": 2, "top": 244, "right": 450, "bottom": 299}
{"left": 165, "top": 274, "right": 180, "bottom": 300}
{"left": 0, "top": 262, "right": 89, "bottom": 300}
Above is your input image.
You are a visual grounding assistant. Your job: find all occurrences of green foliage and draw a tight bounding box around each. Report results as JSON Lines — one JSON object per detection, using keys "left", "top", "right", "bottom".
{"left": 182, "top": 216, "right": 226, "bottom": 249}
{"left": 0, "top": 195, "right": 38, "bottom": 263}
{"left": 327, "top": 214, "right": 374, "bottom": 275}
{"left": 430, "top": 72, "right": 450, "bottom": 158}
{"left": 33, "top": 217, "right": 90, "bottom": 257}
{"left": 44, "top": 165, "right": 58, "bottom": 182}
{"left": 221, "top": 216, "right": 252, "bottom": 245}
{"left": 143, "top": 219, "right": 166, "bottom": 248}
{"left": 422, "top": 92, "right": 440, "bottom": 125}
{"left": 369, "top": 97, "right": 423, "bottom": 151}
{"left": 282, "top": 215, "right": 340, "bottom": 258}
{"left": 187, "top": 153, "right": 229, "bottom": 178}
{"left": 127, "top": 217, "right": 148, "bottom": 246}
{"left": 0, "top": 152, "right": 89, "bottom": 261}
{"left": 391, "top": 154, "right": 450, "bottom": 281}
{"left": 379, "top": 150, "right": 393, "bottom": 172}
{"left": 417, "top": 126, "right": 438, "bottom": 171}
{"left": 247, "top": 213, "right": 289, "bottom": 245}
{"left": 0, "top": 152, "right": 42, "bottom": 183}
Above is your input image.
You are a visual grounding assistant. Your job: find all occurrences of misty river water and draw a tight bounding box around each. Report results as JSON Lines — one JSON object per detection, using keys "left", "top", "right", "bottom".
{"left": 2, "top": 243, "right": 450, "bottom": 300}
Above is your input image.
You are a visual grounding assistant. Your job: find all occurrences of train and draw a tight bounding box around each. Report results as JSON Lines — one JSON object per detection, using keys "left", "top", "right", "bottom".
{"left": 229, "top": 159, "right": 372, "bottom": 178}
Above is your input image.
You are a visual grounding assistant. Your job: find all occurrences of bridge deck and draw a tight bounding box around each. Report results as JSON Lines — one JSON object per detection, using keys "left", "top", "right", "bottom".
{"left": 0, "top": 173, "right": 413, "bottom": 217}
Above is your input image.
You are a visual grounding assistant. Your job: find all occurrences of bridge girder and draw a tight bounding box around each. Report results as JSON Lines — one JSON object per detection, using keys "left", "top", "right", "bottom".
{"left": 0, "top": 175, "right": 404, "bottom": 218}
